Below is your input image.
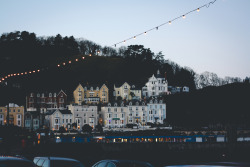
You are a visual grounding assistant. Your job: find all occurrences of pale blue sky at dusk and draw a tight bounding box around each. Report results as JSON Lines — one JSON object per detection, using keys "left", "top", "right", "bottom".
{"left": 0, "top": 0, "right": 249, "bottom": 78}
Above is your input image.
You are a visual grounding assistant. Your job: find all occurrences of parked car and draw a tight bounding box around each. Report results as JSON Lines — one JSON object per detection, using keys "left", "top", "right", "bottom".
{"left": 0, "top": 156, "right": 35, "bottom": 167}
{"left": 92, "top": 160, "right": 154, "bottom": 167}
{"left": 33, "top": 157, "right": 84, "bottom": 167}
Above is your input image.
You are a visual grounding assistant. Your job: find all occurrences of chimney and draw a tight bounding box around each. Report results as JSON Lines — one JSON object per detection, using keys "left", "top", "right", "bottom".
{"left": 164, "top": 72, "right": 167, "bottom": 80}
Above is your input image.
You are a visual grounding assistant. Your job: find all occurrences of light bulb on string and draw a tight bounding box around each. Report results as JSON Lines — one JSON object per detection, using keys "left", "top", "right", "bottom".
{"left": 37, "top": 70, "right": 40, "bottom": 72}
{"left": 8, "top": 75, "right": 10, "bottom": 77}
{"left": 63, "top": 63, "right": 66, "bottom": 66}
{"left": 58, "top": 64, "right": 60, "bottom": 67}
{"left": 21, "top": 73, "right": 23, "bottom": 75}
{"left": 134, "top": 36, "right": 136, "bottom": 39}
{"left": 144, "top": 32, "right": 147, "bottom": 35}
{"left": 182, "top": 15, "right": 186, "bottom": 19}
{"left": 169, "top": 21, "right": 172, "bottom": 25}
{"left": 89, "top": 54, "right": 92, "bottom": 57}
{"left": 25, "top": 72, "right": 27, "bottom": 75}
{"left": 33, "top": 71, "right": 35, "bottom": 73}
{"left": 14, "top": 74, "right": 16, "bottom": 76}
{"left": 76, "top": 59, "right": 78, "bottom": 62}
{"left": 123, "top": 40, "right": 126, "bottom": 43}
{"left": 17, "top": 73, "right": 20, "bottom": 76}
{"left": 197, "top": 8, "right": 200, "bottom": 12}
{"left": 82, "top": 56, "right": 85, "bottom": 59}
{"left": 69, "top": 61, "right": 71, "bottom": 64}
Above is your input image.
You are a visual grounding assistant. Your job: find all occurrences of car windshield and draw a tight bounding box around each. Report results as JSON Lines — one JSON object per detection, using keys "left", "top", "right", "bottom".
{"left": 0, "top": 160, "right": 34, "bottom": 167}
{"left": 50, "top": 160, "right": 84, "bottom": 167}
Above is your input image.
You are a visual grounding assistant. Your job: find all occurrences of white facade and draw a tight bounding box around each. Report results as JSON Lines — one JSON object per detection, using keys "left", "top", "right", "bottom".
{"left": 67, "top": 104, "right": 98, "bottom": 130}
{"left": 101, "top": 103, "right": 127, "bottom": 128}
{"left": 142, "top": 70, "right": 168, "bottom": 97}
{"left": 147, "top": 99, "right": 166, "bottom": 124}
{"left": 101, "top": 101, "right": 150, "bottom": 128}
{"left": 45, "top": 109, "right": 73, "bottom": 130}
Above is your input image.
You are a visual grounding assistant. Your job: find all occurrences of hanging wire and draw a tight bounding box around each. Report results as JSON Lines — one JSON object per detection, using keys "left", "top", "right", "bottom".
{"left": 111, "top": 0, "right": 217, "bottom": 47}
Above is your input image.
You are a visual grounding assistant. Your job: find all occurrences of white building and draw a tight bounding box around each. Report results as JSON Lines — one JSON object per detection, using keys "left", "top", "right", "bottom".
{"left": 142, "top": 70, "right": 168, "bottom": 97}
{"left": 67, "top": 104, "right": 98, "bottom": 130}
{"left": 101, "top": 101, "right": 149, "bottom": 128}
{"left": 101, "top": 102, "right": 127, "bottom": 128}
{"left": 147, "top": 99, "right": 166, "bottom": 124}
{"left": 45, "top": 109, "right": 73, "bottom": 130}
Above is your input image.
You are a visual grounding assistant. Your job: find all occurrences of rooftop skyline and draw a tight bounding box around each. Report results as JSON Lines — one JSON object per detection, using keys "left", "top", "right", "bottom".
{"left": 0, "top": 0, "right": 249, "bottom": 78}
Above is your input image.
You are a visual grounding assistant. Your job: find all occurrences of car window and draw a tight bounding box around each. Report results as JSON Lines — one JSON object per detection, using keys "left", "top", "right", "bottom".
{"left": 95, "top": 162, "right": 107, "bottom": 167}
{"left": 106, "top": 162, "right": 116, "bottom": 167}
{"left": 33, "top": 158, "right": 39, "bottom": 164}
{"left": 42, "top": 159, "right": 49, "bottom": 167}
{"left": 36, "top": 159, "right": 45, "bottom": 167}
{"left": 50, "top": 160, "right": 84, "bottom": 167}
{"left": 0, "top": 160, "right": 35, "bottom": 167}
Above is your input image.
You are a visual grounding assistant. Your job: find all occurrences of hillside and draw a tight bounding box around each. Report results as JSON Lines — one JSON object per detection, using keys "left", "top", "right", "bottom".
{"left": 165, "top": 82, "right": 250, "bottom": 128}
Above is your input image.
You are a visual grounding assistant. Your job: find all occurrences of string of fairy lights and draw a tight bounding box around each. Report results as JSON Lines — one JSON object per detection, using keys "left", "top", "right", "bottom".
{"left": 0, "top": 0, "right": 217, "bottom": 83}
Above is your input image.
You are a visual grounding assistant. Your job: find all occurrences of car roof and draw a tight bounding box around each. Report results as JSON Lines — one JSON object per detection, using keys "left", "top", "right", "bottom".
{"left": 34, "top": 157, "right": 79, "bottom": 162}
{"left": 0, "top": 156, "right": 31, "bottom": 162}
{"left": 98, "top": 160, "right": 152, "bottom": 165}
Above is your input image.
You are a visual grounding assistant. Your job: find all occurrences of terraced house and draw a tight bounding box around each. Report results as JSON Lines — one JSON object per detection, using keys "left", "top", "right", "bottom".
{"left": 0, "top": 103, "right": 24, "bottom": 127}
{"left": 73, "top": 84, "right": 109, "bottom": 105}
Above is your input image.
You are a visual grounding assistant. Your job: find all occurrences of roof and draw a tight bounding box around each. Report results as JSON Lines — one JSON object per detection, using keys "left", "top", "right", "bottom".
{"left": 46, "top": 109, "right": 72, "bottom": 115}
{"left": 76, "top": 83, "right": 108, "bottom": 90}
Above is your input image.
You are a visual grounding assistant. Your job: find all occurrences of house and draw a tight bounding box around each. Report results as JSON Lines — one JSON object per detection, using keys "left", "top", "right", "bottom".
{"left": 101, "top": 101, "right": 148, "bottom": 128}
{"left": 101, "top": 102, "right": 127, "bottom": 128}
{"left": 0, "top": 103, "right": 24, "bottom": 127}
{"left": 142, "top": 70, "right": 168, "bottom": 97}
{"left": 24, "top": 111, "right": 43, "bottom": 130}
{"left": 26, "top": 90, "right": 67, "bottom": 113}
{"left": 168, "top": 86, "right": 189, "bottom": 94}
{"left": 67, "top": 104, "right": 98, "bottom": 130}
{"left": 147, "top": 99, "right": 166, "bottom": 124}
{"left": 73, "top": 84, "right": 109, "bottom": 105}
{"left": 113, "top": 82, "right": 141, "bottom": 100}
{"left": 45, "top": 109, "right": 73, "bottom": 131}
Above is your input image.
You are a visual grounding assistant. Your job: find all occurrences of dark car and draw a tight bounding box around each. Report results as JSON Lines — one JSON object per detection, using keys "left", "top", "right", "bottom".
{"left": 33, "top": 157, "right": 84, "bottom": 167}
{"left": 0, "top": 156, "right": 35, "bottom": 167}
{"left": 92, "top": 160, "right": 154, "bottom": 167}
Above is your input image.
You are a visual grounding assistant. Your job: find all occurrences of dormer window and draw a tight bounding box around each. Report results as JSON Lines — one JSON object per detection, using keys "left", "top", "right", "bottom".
{"left": 30, "top": 93, "right": 34, "bottom": 97}
{"left": 136, "top": 102, "right": 139, "bottom": 106}
{"left": 37, "top": 93, "right": 40, "bottom": 97}
{"left": 49, "top": 93, "right": 52, "bottom": 97}
{"left": 84, "top": 87, "right": 87, "bottom": 91}
{"left": 159, "top": 100, "right": 163, "bottom": 103}
{"left": 96, "top": 87, "right": 99, "bottom": 91}
{"left": 150, "top": 100, "right": 153, "bottom": 103}
{"left": 155, "top": 100, "right": 158, "bottom": 104}
{"left": 132, "top": 85, "right": 135, "bottom": 88}
{"left": 78, "top": 87, "right": 81, "bottom": 91}
{"left": 114, "top": 103, "right": 117, "bottom": 107}
{"left": 90, "top": 87, "right": 93, "bottom": 91}
{"left": 42, "top": 93, "right": 44, "bottom": 97}
{"left": 108, "top": 103, "right": 111, "bottom": 107}
{"left": 129, "top": 102, "right": 132, "bottom": 106}
{"left": 54, "top": 93, "right": 56, "bottom": 97}
{"left": 142, "top": 102, "right": 145, "bottom": 105}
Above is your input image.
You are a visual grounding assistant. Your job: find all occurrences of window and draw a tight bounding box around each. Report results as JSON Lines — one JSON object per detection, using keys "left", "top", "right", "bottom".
{"left": 13, "top": 109, "right": 15, "bottom": 112}
{"left": 18, "top": 109, "right": 20, "bottom": 112}
{"left": 25, "top": 120, "right": 31, "bottom": 127}
{"left": 108, "top": 108, "right": 111, "bottom": 112}
{"left": 114, "top": 108, "right": 117, "bottom": 112}
{"left": 49, "top": 93, "right": 52, "bottom": 97}
{"left": 0, "top": 109, "right": 2, "bottom": 112}
{"left": 54, "top": 93, "right": 57, "bottom": 97}
{"left": 121, "top": 108, "right": 123, "bottom": 112}
{"left": 117, "top": 91, "right": 120, "bottom": 95}
{"left": 37, "top": 93, "right": 40, "bottom": 97}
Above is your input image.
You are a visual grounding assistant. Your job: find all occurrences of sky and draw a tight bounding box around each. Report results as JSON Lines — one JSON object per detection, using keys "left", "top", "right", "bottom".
{"left": 0, "top": 0, "right": 249, "bottom": 78}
